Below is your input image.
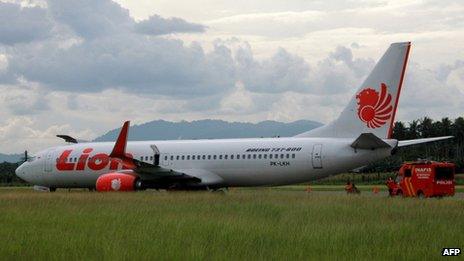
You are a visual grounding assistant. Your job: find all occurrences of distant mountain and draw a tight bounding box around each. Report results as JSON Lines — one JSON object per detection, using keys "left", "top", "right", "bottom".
{"left": 0, "top": 153, "right": 22, "bottom": 163}
{"left": 95, "top": 119, "right": 322, "bottom": 142}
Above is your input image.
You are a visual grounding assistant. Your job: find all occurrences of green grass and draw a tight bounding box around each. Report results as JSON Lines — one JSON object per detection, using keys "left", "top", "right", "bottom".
{"left": 0, "top": 188, "right": 463, "bottom": 260}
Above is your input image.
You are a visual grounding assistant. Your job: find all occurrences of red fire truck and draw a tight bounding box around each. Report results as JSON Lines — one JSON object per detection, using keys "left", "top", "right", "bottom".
{"left": 386, "top": 160, "right": 455, "bottom": 198}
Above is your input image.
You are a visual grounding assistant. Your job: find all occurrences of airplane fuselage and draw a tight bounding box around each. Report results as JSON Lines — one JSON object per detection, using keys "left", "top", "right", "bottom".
{"left": 16, "top": 137, "right": 396, "bottom": 188}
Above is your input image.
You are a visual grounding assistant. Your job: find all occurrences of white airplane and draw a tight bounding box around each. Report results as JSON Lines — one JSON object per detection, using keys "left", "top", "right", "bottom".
{"left": 15, "top": 42, "right": 451, "bottom": 191}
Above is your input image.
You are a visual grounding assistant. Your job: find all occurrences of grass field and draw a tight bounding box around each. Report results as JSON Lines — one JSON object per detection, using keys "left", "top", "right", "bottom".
{"left": 0, "top": 188, "right": 463, "bottom": 260}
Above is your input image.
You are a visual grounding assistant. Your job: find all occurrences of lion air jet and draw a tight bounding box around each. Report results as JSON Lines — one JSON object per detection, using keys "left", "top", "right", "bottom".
{"left": 15, "top": 42, "right": 452, "bottom": 191}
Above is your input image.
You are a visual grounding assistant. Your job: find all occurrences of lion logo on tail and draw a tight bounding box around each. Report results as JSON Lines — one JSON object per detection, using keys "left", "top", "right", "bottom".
{"left": 356, "top": 83, "right": 393, "bottom": 129}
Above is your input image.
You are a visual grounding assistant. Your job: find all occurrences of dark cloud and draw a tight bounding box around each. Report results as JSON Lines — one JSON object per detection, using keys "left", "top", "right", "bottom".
{"left": 236, "top": 44, "right": 374, "bottom": 94}
{"left": 47, "top": 0, "right": 133, "bottom": 39}
{"left": 236, "top": 46, "right": 311, "bottom": 93}
{"left": 1, "top": 0, "right": 430, "bottom": 103}
{"left": 0, "top": 2, "right": 53, "bottom": 45}
{"left": 6, "top": 36, "right": 237, "bottom": 96}
{"left": 134, "top": 15, "right": 206, "bottom": 35}
{"left": 1, "top": 0, "right": 238, "bottom": 96}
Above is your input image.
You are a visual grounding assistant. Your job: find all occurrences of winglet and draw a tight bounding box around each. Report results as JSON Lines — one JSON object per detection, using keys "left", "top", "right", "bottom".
{"left": 57, "top": 135, "right": 78, "bottom": 143}
{"left": 110, "top": 121, "right": 130, "bottom": 158}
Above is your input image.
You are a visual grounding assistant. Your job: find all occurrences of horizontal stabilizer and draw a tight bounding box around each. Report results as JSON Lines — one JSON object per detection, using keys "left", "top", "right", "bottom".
{"left": 351, "top": 133, "right": 392, "bottom": 150}
{"left": 398, "top": 136, "right": 453, "bottom": 147}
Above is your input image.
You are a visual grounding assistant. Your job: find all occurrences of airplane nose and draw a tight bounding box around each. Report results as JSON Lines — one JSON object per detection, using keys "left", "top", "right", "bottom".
{"left": 15, "top": 164, "right": 24, "bottom": 178}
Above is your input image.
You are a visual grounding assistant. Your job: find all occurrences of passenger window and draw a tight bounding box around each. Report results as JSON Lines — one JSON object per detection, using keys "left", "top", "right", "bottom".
{"left": 140, "top": 156, "right": 144, "bottom": 161}
{"left": 253, "top": 154, "right": 256, "bottom": 159}
{"left": 208, "top": 155, "right": 211, "bottom": 160}
{"left": 187, "top": 155, "right": 190, "bottom": 160}
{"left": 150, "top": 156, "right": 154, "bottom": 161}
{"left": 292, "top": 154, "right": 295, "bottom": 158}
{"left": 280, "top": 154, "right": 284, "bottom": 159}
{"left": 231, "top": 155, "right": 234, "bottom": 159}
{"left": 286, "top": 154, "right": 289, "bottom": 159}
{"left": 214, "top": 155, "right": 217, "bottom": 160}
{"left": 270, "top": 154, "right": 273, "bottom": 159}
{"left": 181, "top": 155, "right": 185, "bottom": 160}
{"left": 170, "top": 156, "right": 174, "bottom": 161}
{"left": 202, "top": 155, "right": 206, "bottom": 160}
{"left": 247, "top": 154, "right": 251, "bottom": 159}
{"left": 264, "top": 154, "right": 267, "bottom": 159}
{"left": 176, "top": 156, "right": 179, "bottom": 160}
{"left": 146, "top": 156, "right": 149, "bottom": 161}
{"left": 242, "top": 155, "right": 246, "bottom": 159}
{"left": 275, "top": 154, "right": 278, "bottom": 159}
{"left": 192, "top": 155, "right": 195, "bottom": 160}
{"left": 225, "top": 155, "right": 228, "bottom": 160}
{"left": 258, "top": 154, "right": 262, "bottom": 159}
{"left": 164, "top": 156, "right": 168, "bottom": 160}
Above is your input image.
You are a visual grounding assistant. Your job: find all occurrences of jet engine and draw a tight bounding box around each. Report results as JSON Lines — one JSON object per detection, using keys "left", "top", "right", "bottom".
{"left": 96, "top": 173, "right": 138, "bottom": 192}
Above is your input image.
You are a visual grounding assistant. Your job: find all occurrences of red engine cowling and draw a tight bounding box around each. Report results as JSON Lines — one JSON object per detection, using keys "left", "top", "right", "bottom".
{"left": 96, "top": 172, "right": 137, "bottom": 192}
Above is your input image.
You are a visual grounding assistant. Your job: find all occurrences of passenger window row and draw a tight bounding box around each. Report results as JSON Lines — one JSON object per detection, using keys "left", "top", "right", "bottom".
{"left": 156, "top": 153, "right": 297, "bottom": 161}
{"left": 64, "top": 153, "right": 296, "bottom": 163}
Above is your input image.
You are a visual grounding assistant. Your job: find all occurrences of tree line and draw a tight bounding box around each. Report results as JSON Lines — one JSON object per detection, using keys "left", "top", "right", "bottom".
{"left": 363, "top": 116, "right": 464, "bottom": 173}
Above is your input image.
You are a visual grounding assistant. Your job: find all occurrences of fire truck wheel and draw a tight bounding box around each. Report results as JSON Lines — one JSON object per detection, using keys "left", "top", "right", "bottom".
{"left": 417, "top": 191, "right": 425, "bottom": 198}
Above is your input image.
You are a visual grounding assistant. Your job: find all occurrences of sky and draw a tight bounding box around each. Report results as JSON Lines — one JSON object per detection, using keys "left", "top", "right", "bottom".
{"left": 0, "top": 0, "right": 463, "bottom": 153}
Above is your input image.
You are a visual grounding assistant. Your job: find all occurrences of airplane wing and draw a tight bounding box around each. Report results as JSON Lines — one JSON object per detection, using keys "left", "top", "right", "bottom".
{"left": 108, "top": 121, "right": 202, "bottom": 185}
{"left": 397, "top": 136, "right": 453, "bottom": 147}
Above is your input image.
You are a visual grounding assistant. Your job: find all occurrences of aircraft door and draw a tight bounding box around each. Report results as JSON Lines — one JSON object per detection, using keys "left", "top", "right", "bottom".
{"left": 44, "top": 149, "right": 55, "bottom": 172}
{"left": 311, "top": 144, "right": 323, "bottom": 169}
{"left": 150, "top": 145, "right": 160, "bottom": 166}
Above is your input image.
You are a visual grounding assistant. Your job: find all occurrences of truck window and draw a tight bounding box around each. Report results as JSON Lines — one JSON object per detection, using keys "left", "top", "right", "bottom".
{"left": 404, "top": 169, "right": 412, "bottom": 177}
{"left": 435, "top": 167, "right": 454, "bottom": 180}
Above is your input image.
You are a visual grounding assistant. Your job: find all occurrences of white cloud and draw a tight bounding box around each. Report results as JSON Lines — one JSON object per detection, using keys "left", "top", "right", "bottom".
{"left": 0, "top": 117, "right": 94, "bottom": 153}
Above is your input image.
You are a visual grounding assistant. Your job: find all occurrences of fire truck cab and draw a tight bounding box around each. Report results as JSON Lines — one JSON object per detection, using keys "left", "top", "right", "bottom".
{"left": 387, "top": 161, "right": 455, "bottom": 198}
